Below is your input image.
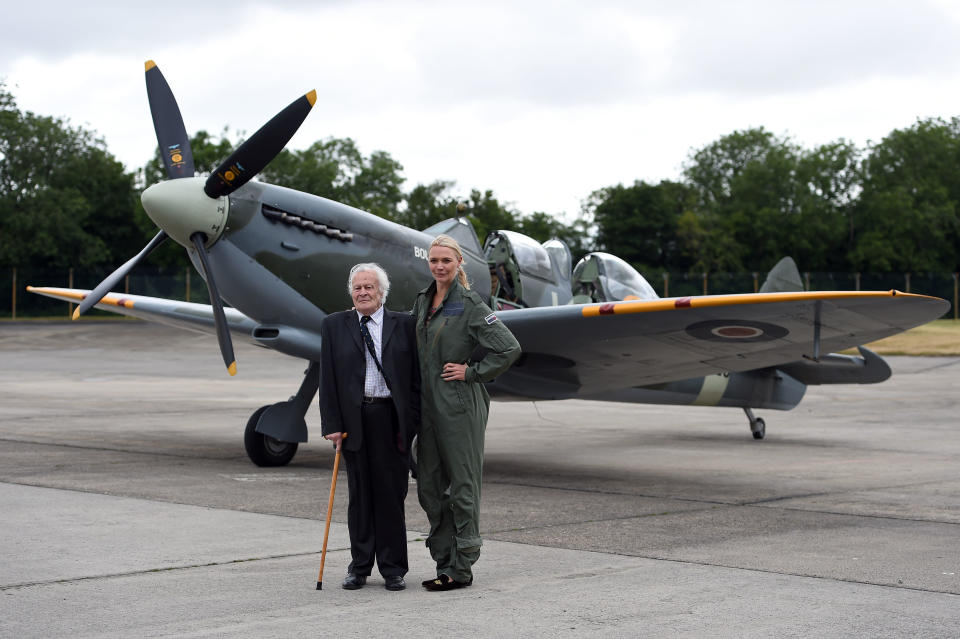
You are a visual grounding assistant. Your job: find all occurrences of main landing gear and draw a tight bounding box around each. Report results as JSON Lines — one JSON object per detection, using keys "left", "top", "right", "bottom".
{"left": 244, "top": 361, "right": 319, "bottom": 466}
{"left": 244, "top": 406, "right": 298, "bottom": 466}
{"left": 744, "top": 407, "right": 766, "bottom": 440}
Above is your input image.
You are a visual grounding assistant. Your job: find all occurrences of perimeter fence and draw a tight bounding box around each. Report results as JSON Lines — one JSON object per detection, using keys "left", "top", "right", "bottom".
{"left": 2, "top": 266, "right": 957, "bottom": 319}
{"left": 3, "top": 266, "right": 210, "bottom": 319}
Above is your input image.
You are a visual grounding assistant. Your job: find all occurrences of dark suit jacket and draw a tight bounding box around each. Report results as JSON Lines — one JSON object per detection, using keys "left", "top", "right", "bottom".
{"left": 319, "top": 308, "right": 420, "bottom": 453}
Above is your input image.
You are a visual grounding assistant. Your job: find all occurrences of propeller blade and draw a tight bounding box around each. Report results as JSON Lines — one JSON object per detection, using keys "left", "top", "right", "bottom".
{"left": 204, "top": 90, "right": 317, "bottom": 198}
{"left": 190, "top": 233, "right": 237, "bottom": 376}
{"left": 145, "top": 60, "right": 195, "bottom": 180}
{"left": 72, "top": 230, "right": 169, "bottom": 320}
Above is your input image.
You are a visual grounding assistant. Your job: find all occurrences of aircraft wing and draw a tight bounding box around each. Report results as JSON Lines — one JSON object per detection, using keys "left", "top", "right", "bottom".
{"left": 27, "top": 287, "right": 260, "bottom": 338}
{"left": 498, "top": 290, "right": 949, "bottom": 394}
{"left": 27, "top": 287, "right": 326, "bottom": 362}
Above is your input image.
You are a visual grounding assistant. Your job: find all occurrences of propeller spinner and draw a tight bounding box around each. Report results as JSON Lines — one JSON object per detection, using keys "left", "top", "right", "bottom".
{"left": 73, "top": 60, "right": 316, "bottom": 377}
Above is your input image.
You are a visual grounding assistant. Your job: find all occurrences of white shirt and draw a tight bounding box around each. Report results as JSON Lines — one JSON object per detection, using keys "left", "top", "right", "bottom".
{"left": 357, "top": 306, "right": 391, "bottom": 398}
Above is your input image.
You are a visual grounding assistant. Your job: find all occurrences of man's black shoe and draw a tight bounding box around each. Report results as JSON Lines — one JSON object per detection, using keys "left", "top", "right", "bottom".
{"left": 342, "top": 573, "right": 367, "bottom": 590}
{"left": 384, "top": 576, "right": 406, "bottom": 591}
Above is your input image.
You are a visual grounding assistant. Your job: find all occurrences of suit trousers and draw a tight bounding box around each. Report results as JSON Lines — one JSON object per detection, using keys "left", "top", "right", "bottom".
{"left": 342, "top": 401, "right": 409, "bottom": 578}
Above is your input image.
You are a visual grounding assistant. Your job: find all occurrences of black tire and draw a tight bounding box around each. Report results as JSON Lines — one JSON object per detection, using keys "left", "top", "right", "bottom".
{"left": 751, "top": 417, "right": 766, "bottom": 440}
{"left": 244, "top": 405, "right": 298, "bottom": 466}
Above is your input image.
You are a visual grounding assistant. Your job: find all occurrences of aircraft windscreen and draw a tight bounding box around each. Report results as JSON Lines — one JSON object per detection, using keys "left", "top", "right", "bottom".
{"left": 542, "top": 239, "right": 572, "bottom": 278}
{"left": 594, "top": 253, "right": 659, "bottom": 301}
{"left": 422, "top": 217, "right": 482, "bottom": 254}
{"left": 498, "top": 230, "right": 553, "bottom": 279}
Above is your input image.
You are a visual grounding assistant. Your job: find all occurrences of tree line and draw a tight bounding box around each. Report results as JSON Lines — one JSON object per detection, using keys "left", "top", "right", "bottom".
{"left": 593, "top": 124, "right": 960, "bottom": 275}
{"left": 2, "top": 80, "right": 958, "bottom": 277}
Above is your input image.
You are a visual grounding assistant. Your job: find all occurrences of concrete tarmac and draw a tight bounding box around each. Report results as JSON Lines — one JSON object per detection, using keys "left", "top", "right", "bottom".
{"left": 1, "top": 321, "right": 958, "bottom": 637}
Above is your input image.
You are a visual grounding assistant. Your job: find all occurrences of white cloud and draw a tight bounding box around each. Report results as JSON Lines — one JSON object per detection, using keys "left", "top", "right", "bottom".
{"left": 5, "top": 0, "right": 960, "bottom": 219}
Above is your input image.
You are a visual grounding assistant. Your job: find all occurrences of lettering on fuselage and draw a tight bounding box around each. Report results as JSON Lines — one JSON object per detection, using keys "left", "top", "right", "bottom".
{"left": 414, "top": 246, "right": 428, "bottom": 260}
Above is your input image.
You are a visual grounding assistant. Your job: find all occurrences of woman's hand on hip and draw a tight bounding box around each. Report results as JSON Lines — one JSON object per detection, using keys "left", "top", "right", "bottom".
{"left": 441, "top": 362, "right": 468, "bottom": 382}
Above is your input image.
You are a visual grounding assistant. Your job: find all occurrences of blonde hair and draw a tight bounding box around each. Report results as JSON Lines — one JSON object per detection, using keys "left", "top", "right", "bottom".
{"left": 430, "top": 234, "right": 470, "bottom": 289}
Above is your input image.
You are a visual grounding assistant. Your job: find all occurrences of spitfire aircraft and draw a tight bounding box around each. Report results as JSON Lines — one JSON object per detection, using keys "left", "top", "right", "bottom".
{"left": 29, "top": 62, "right": 950, "bottom": 467}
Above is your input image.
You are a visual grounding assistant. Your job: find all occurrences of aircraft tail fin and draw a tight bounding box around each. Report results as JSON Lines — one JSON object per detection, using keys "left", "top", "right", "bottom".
{"left": 759, "top": 257, "right": 803, "bottom": 293}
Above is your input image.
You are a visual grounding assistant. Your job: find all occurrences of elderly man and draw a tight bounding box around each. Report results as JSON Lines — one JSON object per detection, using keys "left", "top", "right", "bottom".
{"left": 320, "top": 263, "right": 420, "bottom": 591}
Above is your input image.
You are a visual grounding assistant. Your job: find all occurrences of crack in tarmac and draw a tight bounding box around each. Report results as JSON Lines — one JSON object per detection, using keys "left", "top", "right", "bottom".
{"left": 0, "top": 550, "right": 327, "bottom": 592}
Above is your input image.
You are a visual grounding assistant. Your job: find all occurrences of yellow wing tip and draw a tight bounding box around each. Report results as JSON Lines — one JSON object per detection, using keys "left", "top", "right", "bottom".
{"left": 306, "top": 90, "right": 317, "bottom": 106}
{"left": 145, "top": 60, "right": 156, "bottom": 71}
{"left": 71, "top": 308, "right": 80, "bottom": 321}
{"left": 228, "top": 362, "right": 238, "bottom": 376}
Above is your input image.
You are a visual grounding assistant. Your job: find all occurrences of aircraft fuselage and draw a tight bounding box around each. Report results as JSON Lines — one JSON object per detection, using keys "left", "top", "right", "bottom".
{"left": 214, "top": 181, "right": 486, "bottom": 319}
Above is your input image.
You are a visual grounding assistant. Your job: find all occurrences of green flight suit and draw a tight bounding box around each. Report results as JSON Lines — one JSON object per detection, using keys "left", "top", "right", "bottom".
{"left": 413, "top": 279, "right": 521, "bottom": 583}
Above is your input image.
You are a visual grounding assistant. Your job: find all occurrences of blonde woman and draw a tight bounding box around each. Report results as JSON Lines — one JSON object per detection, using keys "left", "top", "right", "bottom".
{"left": 412, "top": 234, "right": 521, "bottom": 591}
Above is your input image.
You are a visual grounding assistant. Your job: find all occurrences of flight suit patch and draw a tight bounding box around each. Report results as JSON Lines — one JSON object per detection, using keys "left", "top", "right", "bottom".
{"left": 443, "top": 303, "right": 465, "bottom": 316}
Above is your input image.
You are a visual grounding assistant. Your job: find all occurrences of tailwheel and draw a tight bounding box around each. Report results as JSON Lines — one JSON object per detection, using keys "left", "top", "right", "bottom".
{"left": 244, "top": 405, "right": 298, "bottom": 466}
{"left": 744, "top": 407, "right": 766, "bottom": 440}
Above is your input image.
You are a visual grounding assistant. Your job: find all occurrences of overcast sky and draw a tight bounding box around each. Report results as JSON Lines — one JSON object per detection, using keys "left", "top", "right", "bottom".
{"left": 5, "top": 0, "right": 960, "bottom": 220}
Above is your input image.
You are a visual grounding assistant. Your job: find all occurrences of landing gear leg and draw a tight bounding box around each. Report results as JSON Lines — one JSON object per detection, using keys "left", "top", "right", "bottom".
{"left": 744, "top": 407, "right": 766, "bottom": 440}
{"left": 244, "top": 361, "right": 320, "bottom": 466}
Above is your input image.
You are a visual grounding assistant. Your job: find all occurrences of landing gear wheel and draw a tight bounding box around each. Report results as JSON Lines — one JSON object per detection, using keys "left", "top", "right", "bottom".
{"left": 751, "top": 417, "right": 766, "bottom": 440}
{"left": 244, "top": 405, "right": 298, "bottom": 466}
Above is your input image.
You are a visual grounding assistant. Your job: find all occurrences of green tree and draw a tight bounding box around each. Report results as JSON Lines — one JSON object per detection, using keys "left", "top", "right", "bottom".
{"left": 675, "top": 208, "right": 742, "bottom": 273}
{"left": 262, "top": 137, "right": 405, "bottom": 220}
{"left": 516, "top": 210, "right": 595, "bottom": 265}
{"left": 351, "top": 149, "right": 405, "bottom": 220}
{"left": 399, "top": 180, "right": 458, "bottom": 230}
{"left": 516, "top": 212, "right": 567, "bottom": 243}
{"left": 262, "top": 137, "right": 362, "bottom": 202}
{"left": 684, "top": 128, "right": 780, "bottom": 207}
{"left": 560, "top": 211, "right": 596, "bottom": 263}
{"left": 850, "top": 118, "right": 960, "bottom": 272}
{"left": 587, "top": 180, "right": 694, "bottom": 271}
{"left": 683, "top": 128, "right": 819, "bottom": 272}
{"left": 682, "top": 128, "right": 781, "bottom": 271}
{"left": 460, "top": 189, "right": 519, "bottom": 244}
{"left": 0, "top": 82, "right": 139, "bottom": 269}
{"left": 793, "top": 140, "right": 860, "bottom": 271}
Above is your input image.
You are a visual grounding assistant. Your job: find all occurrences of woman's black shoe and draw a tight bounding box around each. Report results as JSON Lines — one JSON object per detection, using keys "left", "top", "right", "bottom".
{"left": 422, "top": 574, "right": 472, "bottom": 591}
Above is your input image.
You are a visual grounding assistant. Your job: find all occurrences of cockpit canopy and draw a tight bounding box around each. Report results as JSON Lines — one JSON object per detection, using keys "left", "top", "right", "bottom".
{"left": 492, "top": 230, "right": 553, "bottom": 278}
{"left": 482, "top": 229, "right": 658, "bottom": 308}
{"left": 542, "top": 238, "right": 572, "bottom": 279}
{"left": 484, "top": 230, "right": 573, "bottom": 309}
{"left": 572, "top": 252, "right": 659, "bottom": 303}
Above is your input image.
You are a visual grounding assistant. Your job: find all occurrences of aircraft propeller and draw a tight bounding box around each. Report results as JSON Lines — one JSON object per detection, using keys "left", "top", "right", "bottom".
{"left": 203, "top": 91, "right": 316, "bottom": 199}
{"left": 191, "top": 233, "right": 236, "bottom": 376}
{"left": 72, "top": 60, "right": 316, "bottom": 377}
{"left": 145, "top": 60, "right": 196, "bottom": 179}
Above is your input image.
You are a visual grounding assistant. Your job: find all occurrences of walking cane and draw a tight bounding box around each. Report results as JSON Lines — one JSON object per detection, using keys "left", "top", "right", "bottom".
{"left": 316, "top": 433, "right": 346, "bottom": 590}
